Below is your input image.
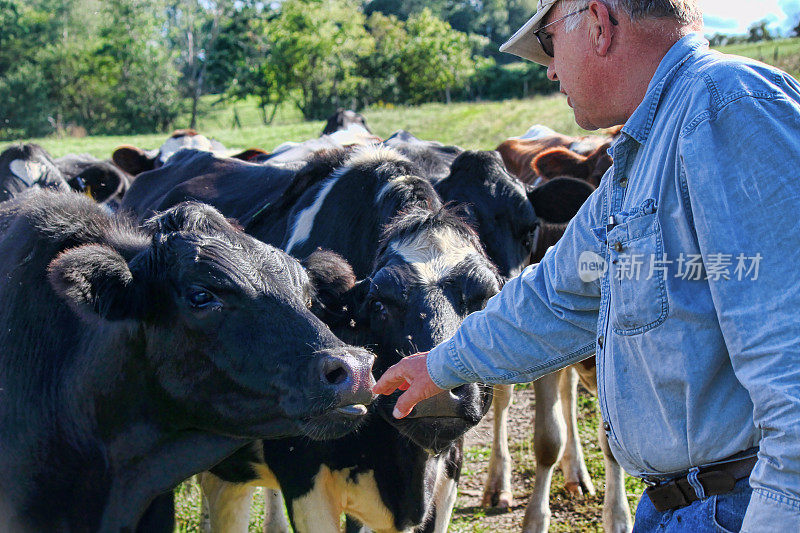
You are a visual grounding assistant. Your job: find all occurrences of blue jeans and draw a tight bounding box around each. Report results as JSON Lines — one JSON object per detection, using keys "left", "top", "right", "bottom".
{"left": 633, "top": 478, "right": 753, "bottom": 532}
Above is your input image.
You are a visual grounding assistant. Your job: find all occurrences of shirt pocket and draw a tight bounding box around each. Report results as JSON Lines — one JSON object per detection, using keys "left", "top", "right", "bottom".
{"left": 606, "top": 201, "right": 669, "bottom": 335}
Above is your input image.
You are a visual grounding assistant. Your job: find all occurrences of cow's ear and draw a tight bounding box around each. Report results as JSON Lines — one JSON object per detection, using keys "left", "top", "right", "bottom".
{"left": 302, "top": 249, "right": 356, "bottom": 324}
{"left": 528, "top": 177, "right": 596, "bottom": 224}
{"left": 112, "top": 146, "right": 155, "bottom": 176}
{"left": 48, "top": 244, "right": 142, "bottom": 321}
{"left": 532, "top": 147, "right": 589, "bottom": 181}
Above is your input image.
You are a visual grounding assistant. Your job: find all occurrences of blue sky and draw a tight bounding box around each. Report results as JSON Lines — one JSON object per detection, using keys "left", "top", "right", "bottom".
{"left": 702, "top": 0, "right": 800, "bottom": 35}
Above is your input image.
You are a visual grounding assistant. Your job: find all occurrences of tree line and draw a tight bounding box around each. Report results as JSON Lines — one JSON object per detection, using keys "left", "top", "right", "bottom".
{"left": 0, "top": 0, "right": 552, "bottom": 140}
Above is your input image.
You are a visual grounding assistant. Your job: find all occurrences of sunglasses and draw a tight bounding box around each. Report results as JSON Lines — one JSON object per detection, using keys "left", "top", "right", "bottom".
{"left": 534, "top": 6, "right": 619, "bottom": 57}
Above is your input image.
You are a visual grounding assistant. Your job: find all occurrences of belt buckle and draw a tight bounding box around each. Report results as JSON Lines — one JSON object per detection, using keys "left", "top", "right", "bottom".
{"left": 645, "top": 479, "right": 689, "bottom": 512}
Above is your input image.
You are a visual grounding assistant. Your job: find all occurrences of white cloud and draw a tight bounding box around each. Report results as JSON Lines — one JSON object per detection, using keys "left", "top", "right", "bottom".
{"left": 700, "top": 0, "right": 799, "bottom": 35}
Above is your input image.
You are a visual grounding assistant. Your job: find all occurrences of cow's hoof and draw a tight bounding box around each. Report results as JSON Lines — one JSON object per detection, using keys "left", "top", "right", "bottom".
{"left": 481, "top": 489, "right": 514, "bottom": 509}
{"left": 564, "top": 477, "right": 595, "bottom": 497}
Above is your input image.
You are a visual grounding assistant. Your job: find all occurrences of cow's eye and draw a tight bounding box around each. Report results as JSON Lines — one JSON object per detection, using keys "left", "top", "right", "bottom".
{"left": 370, "top": 300, "right": 388, "bottom": 321}
{"left": 188, "top": 289, "right": 219, "bottom": 310}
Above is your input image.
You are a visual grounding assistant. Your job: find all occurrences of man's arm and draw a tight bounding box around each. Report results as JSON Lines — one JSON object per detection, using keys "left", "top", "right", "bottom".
{"left": 680, "top": 94, "right": 800, "bottom": 530}
{"left": 375, "top": 184, "right": 605, "bottom": 416}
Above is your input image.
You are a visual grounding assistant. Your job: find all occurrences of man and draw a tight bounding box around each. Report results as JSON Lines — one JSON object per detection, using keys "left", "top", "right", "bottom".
{"left": 373, "top": 1, "right": 800, "bottom": 531}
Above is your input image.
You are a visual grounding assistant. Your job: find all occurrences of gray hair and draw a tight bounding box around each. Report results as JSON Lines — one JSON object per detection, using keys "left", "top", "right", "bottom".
{"left": 561, "top": 0, "right": 702, "bottom": 32}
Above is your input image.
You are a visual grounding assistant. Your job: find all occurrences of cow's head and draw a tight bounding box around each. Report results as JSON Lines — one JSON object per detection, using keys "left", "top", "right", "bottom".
{"left": 527, "top": 177, "right": 597, "bottom": 261}
{"left": 436, "top": 150, "right": 538, "bottom": 280}
{"left": 112, "top": 130, "right": 228, "bottom": 176}
{"left": 532, "top": 140, "right": 614, "bottom": 187}
{"left": 48, "top": 200, "right": 375, "bottom": 441}
{"left": 56, "top": 155, "right": 132, "bottom": 207}
{"left": 0, "top": 144, "right": 70, "bottom": 201}
{"left": 322, "top": 108, "right": 371, "bottom": 135}
{"left": 326, "top": 207, "right": 498, "bottom": 452}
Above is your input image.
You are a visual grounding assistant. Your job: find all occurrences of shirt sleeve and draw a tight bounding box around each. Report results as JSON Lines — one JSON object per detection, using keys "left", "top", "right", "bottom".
{"left": 680, "top": 94, "right": 800, "bottom": 530}
{"left": 426, "top": 184, "right": 605, "bottom": 389}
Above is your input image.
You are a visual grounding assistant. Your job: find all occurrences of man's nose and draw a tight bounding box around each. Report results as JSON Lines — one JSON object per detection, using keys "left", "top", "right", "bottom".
{"left": 547, "top": 61, "right": 558, "bottom": 81}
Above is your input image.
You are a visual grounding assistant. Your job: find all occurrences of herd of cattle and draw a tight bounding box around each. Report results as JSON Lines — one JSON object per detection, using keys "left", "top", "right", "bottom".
{"left": 0, "top": 110, "right": 628, "bottom": 533}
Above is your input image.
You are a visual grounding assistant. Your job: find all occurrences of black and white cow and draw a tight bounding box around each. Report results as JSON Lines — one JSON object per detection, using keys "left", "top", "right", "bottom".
{"left": 0, "top": 190, "right": 375, "bottom": 532}
{"left": 0, "top": 143, "right": 70, "bottom": 201}
{"left": 121, "top": 145, "right": 500, "bottom": 533}
{"left": 375, "top": 133, "right": 630, "bottom": 532}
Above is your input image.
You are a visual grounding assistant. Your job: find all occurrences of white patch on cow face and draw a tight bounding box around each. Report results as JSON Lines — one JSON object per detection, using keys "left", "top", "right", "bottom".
{"left": 158, "top": 134, "right": 216, "bottom": 164}
{"left": 9, "top": 159, "right": 46, "bottom": 187}
{"left": 285, "top": 171, "right": 342, "bottom": 254}
{"left": 391, "top": 228, "right": 477, "bottom": 285}
{"left": 291, "top": 465, "right": 403, "bottom": 533}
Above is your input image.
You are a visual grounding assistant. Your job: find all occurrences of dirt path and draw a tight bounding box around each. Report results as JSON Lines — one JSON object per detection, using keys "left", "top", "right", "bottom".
{"left": 450, "top": 385, "right": 644, "bottom": 532}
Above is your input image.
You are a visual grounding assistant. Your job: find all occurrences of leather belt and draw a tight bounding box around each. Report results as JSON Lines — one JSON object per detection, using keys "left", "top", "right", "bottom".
{"left": 645, "top": 455, "right": 757, "bottom": 512}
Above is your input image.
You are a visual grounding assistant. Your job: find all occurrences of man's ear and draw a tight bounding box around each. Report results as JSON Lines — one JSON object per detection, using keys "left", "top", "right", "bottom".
{"left": 48, "top": 244, "right": 142, "bottom": 321}
{"left": 588, "top": 0, "right": 614, "bottom": 56}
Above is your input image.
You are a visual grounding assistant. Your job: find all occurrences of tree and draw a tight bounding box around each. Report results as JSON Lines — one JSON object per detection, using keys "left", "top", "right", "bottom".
{"left": 98, "top": 0, "right": 182, "bottom": 133}
{"left": 747, "top": 20, "right": 774, "bottom": 42}
{"left": 165, "top": 0, "right": 244, "bottom": 129}
{"left": 396, "top": 9, "right": 474, "bottom": 104}
{"left": 258, "top": 0, "right": 374, "bottom": 120}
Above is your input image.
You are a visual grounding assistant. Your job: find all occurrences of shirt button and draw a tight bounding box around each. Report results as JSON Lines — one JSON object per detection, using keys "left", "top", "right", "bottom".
{"left": 612, "top": 241, "right": 623, "bottom": 252}
{"left": 597, "top": 335, "right": 604, "bottom": 349}
{"left": 603, "top": 421, "right": 611, "bottom": 432}
{"left": 619, "top": 177, "right": 628, "bottom": 187}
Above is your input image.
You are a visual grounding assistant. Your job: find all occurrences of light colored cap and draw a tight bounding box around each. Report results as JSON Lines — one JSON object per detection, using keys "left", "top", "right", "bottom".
{"left": 499, "top": 0, "right": 559, "bottom": 65}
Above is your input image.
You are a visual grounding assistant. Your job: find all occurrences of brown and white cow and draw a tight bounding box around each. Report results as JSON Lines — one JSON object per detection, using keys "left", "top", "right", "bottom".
{"left": 496, "top": 124, "right": 621, "bottom": 187}
{"left": 483, "top": 149, "right": 632, "bottom": 533}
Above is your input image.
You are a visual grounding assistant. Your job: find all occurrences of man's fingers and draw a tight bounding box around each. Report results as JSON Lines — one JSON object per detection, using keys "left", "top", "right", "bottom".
{"left": 393, "top": 386, "right": 423, "bottom": 419}
{"left": 372, "top": 363, "right": 409, "bottom": 395}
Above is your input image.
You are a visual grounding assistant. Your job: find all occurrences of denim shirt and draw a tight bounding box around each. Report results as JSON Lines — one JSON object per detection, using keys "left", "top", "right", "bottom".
{"left": 426, "top": 34, "right": 800, "bottom": 530}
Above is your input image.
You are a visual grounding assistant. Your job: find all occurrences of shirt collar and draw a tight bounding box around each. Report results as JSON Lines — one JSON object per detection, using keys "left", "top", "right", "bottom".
{"left": 620, "top": 33, "right": 709, "bottom": 145}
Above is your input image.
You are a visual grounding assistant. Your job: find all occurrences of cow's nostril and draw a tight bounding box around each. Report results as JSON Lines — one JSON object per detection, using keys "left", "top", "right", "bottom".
{"left": 323, "top": 359, "right": 349, "bottom": 386}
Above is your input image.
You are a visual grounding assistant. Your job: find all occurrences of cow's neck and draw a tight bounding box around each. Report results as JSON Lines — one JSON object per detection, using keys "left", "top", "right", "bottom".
{"left": 99, "top": 430, "right": 246, "bottom": 531}
{"left": 32, "top": 329, "right": 247, "bottom": 531}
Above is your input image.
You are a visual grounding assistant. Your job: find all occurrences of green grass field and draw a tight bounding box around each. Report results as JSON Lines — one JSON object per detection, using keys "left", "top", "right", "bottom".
{"left": 0, "top": 93, "right": 592, "bottom": 159}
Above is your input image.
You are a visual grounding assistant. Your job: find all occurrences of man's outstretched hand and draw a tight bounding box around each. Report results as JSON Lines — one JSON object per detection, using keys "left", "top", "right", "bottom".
{"left": 372, "top": 352, "right": 446, "bottom": 419}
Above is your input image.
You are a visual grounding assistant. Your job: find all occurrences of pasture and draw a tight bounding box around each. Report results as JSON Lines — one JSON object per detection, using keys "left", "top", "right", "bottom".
{"left": 3, "top": 38, "right": 798, "bottom": 533}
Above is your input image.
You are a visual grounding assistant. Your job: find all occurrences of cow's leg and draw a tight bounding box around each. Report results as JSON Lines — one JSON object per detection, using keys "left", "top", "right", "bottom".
{"left": 521, "top": 372, "right": 565, "bottom": 533}
{"left": 574, "top": 361, "right": 632, "bottom": 533}
{"left": 559, "top": 366, "right": 595, "bottom": 496}
{"left": 263, "top": 489, "right": 291, "bottom": 533}
{"left": 198, "top": 472, "right": 256, "bottom": 533}
{"left": 481, "top": 383, "right": 515, "bottom": 508}
{"left": 598, "top": 425, "right": 632, "bottom": 533}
